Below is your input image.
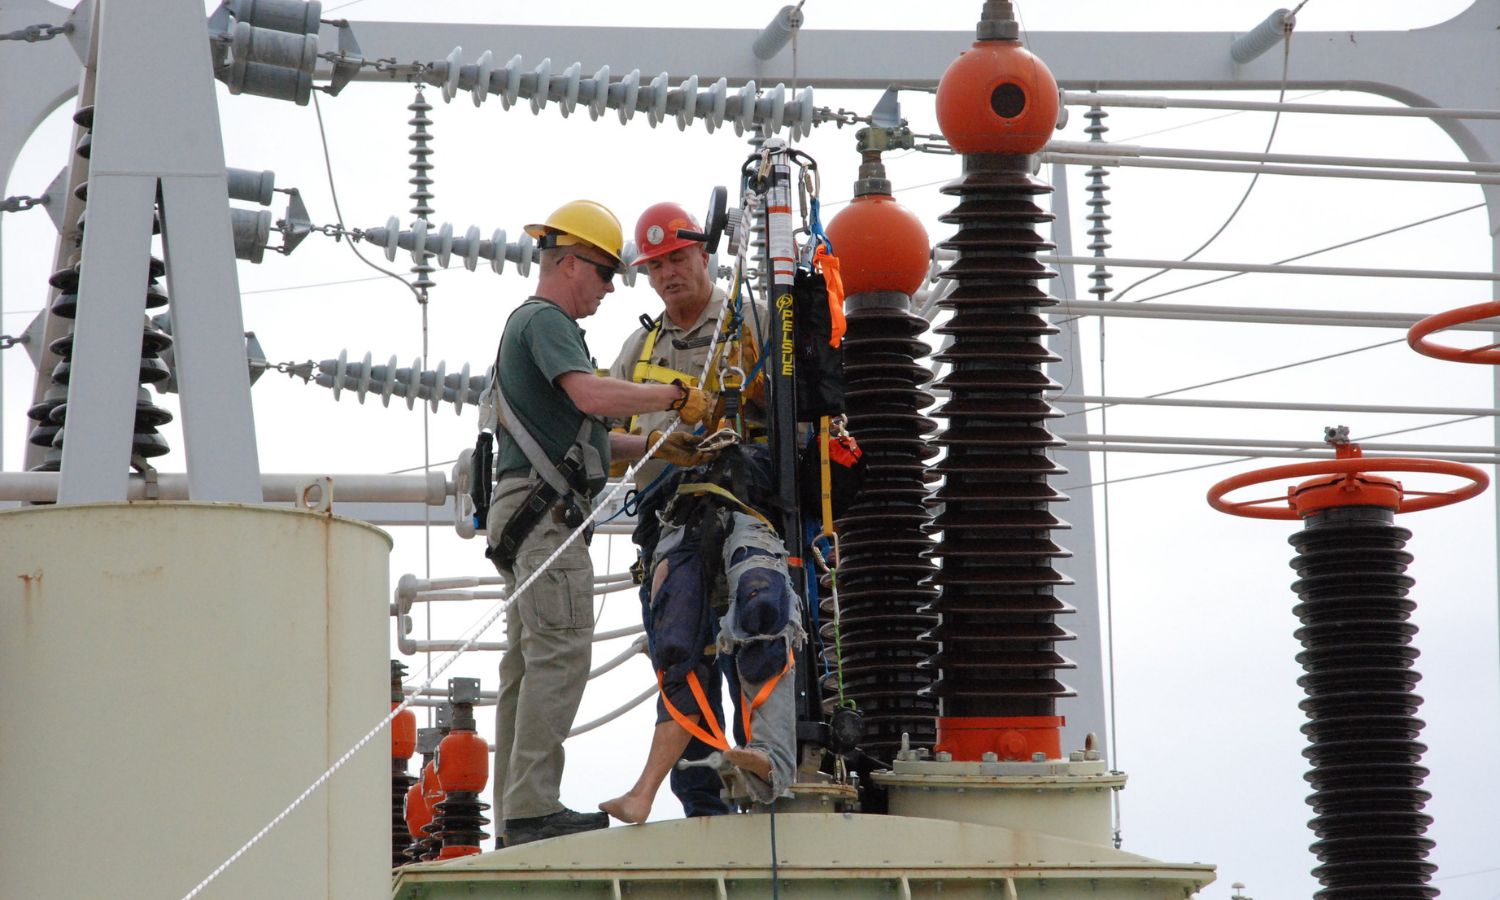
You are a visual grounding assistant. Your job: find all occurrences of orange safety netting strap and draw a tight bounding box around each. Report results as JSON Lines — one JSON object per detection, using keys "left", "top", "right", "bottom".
{"left": 739, "top": 652, "right": 795, "bottom": 744}
{"left": 658, "top": 668, "right": 730, "bottom": 751}
{"left": 813, "top": 244, "right": 846, "bottom": 348}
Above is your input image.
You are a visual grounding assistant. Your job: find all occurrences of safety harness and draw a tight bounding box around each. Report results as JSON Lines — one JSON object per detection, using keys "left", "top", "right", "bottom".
{"left": 658, "top": 653, "right": 793, "bottom": 750}
{"left": 481, "top": 300, "right": 608, "bottom": 569}
{"left": 649, "top": 464, "right": 797, "bottom": 751}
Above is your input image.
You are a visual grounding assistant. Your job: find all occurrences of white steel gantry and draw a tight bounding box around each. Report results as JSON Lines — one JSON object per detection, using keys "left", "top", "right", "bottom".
{"left": 12, "top": 4, "right": 1500, "bottom": 497}
{"left": 6, "top": 0, "right": 260, "bottom": 501}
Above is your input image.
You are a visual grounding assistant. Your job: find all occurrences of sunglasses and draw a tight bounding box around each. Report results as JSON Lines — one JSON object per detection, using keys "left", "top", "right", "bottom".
{"left": 569, "top": 251, "right": 616, "bottom": 284}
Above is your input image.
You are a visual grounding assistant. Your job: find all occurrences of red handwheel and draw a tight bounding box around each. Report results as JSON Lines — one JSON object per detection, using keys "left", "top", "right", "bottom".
{"left": 1408, "top": 301, "right": 1500, "bottom": 364}
{"left": 1208, "top": 443, "right": 1488, "bottom": 520}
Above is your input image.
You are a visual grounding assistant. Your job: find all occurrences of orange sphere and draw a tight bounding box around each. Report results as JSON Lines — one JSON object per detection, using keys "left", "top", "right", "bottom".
{"left": 435, "top": 731, "right": 489, "bottom": 793}
{"left": 404, "top": 780, "right": 431, "bottom": 839}
{"left": 936, "top": 40, "right": 1059, "bottom": 154}
{"left": 825, "top": 194, "right": 930, "bottom": 297}
{"left": 391, "top": 705, "right": 417, "bottom": 760}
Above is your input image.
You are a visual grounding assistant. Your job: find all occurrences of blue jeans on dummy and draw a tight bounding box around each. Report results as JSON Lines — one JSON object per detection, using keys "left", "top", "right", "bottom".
{"left": 640, "top": 580, "right": 745, "bottom": 817}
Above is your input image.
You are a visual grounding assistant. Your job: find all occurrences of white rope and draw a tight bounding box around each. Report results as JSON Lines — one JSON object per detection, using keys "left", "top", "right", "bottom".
{"left": 568, "top": 684, "right": 657, "bottom": 736}
{"left": 180, "top": 234, "right": 749, "bottom": 900}
{"left": 588, "top": 635, "right": 648, "bottom": 680}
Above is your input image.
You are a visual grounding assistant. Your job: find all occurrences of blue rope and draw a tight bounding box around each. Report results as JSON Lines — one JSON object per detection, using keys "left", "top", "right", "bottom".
{"left": 808, "top": 196, "right": 833, "bottom": 256}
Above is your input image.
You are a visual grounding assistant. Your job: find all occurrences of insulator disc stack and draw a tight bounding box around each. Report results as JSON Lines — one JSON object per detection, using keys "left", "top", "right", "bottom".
{"left": 313, "top": 351, "right": 490, "bottom": 414}
{"left": 922, "top": 152, "right": 1077, "bottom": 727}
{"left": 430, "top": 686, "right": 490, "bottom": 859}
{"left": 30, "top": 104, "right": 174, "bottom": 472}
{"left": 432, "top": 791, "right": 491, "bottom": 857}
{"left": 392, "top": 762, "right": 415, "bottom": 865}
{"left": 408, "top": 88, "right": 436, "bottom": 292}
{"left": 390, "top": 661, "right": 417, "bottom": 867}
{"left": 830, "top": 290, "right": 940, "bottom": 756}
{"left": 1288, "top": 505, "right": 1437, "bottom": 899}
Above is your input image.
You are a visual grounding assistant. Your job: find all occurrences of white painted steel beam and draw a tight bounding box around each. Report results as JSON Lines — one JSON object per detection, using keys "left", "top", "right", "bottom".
{"left": 1060, "top": 442, "right": 1500, "bottom": 466}
{"left": 1060, "top": 432, "right": 1500, "bottom": 457}
{"left": 0, "top": 470, "right": 446, "bottom": 503}
{"left": 1038, "top": 255, "right": 1500, "bottom": 281}
{"left": 1044, "top": 151, "right": 1500, "bottom": 187}
{"left": 57, "top": 0, "right": 260, "bottom": 502}
{"left": 1057, "top": 395, "right": 1500, "bottom": 419}
{"left": 1061, "top": 91, "right": 1500, "bottom": 121}
{"left": 1047, "top": 298, "right": 1500, "bottom": 331}
{"left": 1047, "top": 140, "right": 1500, "bottom": 174}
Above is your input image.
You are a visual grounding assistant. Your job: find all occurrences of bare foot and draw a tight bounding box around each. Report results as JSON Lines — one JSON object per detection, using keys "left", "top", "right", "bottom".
{"left": 724, "top": 746, "right": 773, "bottom": 782}
{"left": 599, "top": 791, "right": 652, "bottom": 825}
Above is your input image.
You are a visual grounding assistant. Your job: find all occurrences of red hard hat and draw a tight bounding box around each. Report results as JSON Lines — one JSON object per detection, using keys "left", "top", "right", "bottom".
{"left": 630, "top": 202, "right": 703, "bottom": 266}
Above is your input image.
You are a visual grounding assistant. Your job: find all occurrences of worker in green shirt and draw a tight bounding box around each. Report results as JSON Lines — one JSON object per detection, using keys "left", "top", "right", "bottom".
{"left": 485, "top": 199, "right": 714, "bottom": 846}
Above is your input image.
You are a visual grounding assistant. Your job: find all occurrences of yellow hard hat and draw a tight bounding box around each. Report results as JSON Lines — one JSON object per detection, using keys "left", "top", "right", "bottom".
{"left": 524, "top": 200, "right": 624, "bottom": 268}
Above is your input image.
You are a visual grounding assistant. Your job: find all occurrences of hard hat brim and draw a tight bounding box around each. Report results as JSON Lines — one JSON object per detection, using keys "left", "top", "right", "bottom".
{"left": 629, "top": 237, "right": 705, "bottom": 268}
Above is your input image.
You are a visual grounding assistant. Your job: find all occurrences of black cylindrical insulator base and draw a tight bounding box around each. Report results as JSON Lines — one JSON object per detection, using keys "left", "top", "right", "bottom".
{"left": 392, "top": 765, "right": 415, "bottom": 866}
{"left": 1289, "top": 504, "right": 1437, "bottom": 899}
{"left": 414, "top": 833, "right": 441, "bottom": 863}
{"left": 432, "top": 790, "right": 492, "bottom": 854}
{"left": 832, "top": 290, "right": 941, "bottom": 757}
{"left": 923, "top": 153, "right": 1076, "bottom": 720}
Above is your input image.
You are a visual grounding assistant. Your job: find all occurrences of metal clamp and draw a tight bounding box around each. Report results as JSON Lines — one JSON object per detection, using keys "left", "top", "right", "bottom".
{"left": 0, "top": 22, "right": 71, "bottom": 42}
{"left": 1, "top": 195, "right": 45, "bottom": 213}
{"left": 676, "top": 751, "right": 735, "bottom": 774}
{"left": 297, "top": 476, "right": 334, "bottom": 514}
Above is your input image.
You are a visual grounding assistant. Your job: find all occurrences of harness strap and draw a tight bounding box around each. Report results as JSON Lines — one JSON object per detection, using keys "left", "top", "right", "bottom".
{"left": 675, "top": 482, "right": 776, "bottom": 532}
{"left": 632, "top": 361, "right": 700, "bottom": 389}
{"left": 818, "top": 417, "right": 834, "bottom": 537}
{"left": 492, "top": 299, "right": 605, "bottom": 496}
{"left": 494, "top": 388, "right": 585, "bottom": 498}
{"left": 739, "top": 652, "right": 794, "bottom": 744}
{"left": 657, "top": 668, "right": 730, "bottom": 751}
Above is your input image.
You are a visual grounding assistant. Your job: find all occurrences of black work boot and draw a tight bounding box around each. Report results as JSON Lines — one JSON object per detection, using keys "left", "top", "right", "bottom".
{"left": 503, "top": 807, "right": 608, "bottom": 846}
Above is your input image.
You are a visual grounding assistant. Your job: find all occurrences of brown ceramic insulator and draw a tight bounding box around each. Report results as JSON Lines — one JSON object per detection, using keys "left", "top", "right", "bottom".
{"left": 49, "top": 391, "right": 174, "bottom": 430}
{"left": 828, "top": 289, "right": 942, "bottom": 758}
{"left": 923, "top": 151, "right": 1078, "bottom": 721}
{"left": 391, "top": 763, "right": 416, "bottom": 866}
{"left": 37, "top": 266, "right": 176, "bottom": 468}
{"left": 49, "top": 356, "right": 170, "bottom": 386}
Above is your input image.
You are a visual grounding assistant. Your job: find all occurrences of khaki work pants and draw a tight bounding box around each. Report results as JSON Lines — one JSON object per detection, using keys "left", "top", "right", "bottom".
{"left": 486, "top": 477, "right": 595, "bottom": 823}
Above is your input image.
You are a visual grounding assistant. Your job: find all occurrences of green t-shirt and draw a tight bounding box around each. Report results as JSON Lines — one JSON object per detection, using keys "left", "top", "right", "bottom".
{"left": 494, "top": 297, "right": 610, "bottom": 487}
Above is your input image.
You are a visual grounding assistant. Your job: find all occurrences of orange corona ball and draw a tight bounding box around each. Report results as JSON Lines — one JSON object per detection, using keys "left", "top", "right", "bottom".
{"left": 404, "top": 780, "right": 430, "bottom": 839}
{"left": 935, "top": 40, "right": 1059, "bottom": 154}
{"left": 434, "top": 731, "right": 489, "bottom": 793}
{"left": 825, "top": 194, "right": 930, "bottom": 297}
{"left": 391, "top": 705, "right": 417, "bottom": 760}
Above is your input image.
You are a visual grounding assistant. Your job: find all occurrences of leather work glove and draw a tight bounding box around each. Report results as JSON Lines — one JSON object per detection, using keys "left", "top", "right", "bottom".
{"left": 668, "top": 379, "right": 712, "bottom": 426}
{"left": 649, "top": 430, "right": 718, "bottom": 468}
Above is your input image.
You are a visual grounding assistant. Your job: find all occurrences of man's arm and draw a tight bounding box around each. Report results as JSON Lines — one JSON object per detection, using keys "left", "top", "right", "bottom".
{"left": 558, "top": 371, "right": 680, "bottom": 419}
{"left": 609, "top": 430, "right": 648, "bottom": 463}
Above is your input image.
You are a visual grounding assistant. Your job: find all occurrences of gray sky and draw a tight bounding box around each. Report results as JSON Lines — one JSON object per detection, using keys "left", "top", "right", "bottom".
{"left": 4, "top": 2, "right": 1499, "bottom": 897}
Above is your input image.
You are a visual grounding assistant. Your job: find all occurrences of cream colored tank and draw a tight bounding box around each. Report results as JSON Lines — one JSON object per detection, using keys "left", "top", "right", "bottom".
{"left": 0, "top": 502, "right": 391, "bottom": 899}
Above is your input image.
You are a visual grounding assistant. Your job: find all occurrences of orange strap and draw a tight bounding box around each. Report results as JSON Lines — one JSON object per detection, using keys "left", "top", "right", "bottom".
{"left": 813, "top": 244, "right": 846, "bottom": 348}
{"left": 658, "top": 669, "right": 730, "bottom": 751}
{"left": 739, "top": 651, "right": 794, "bottom": 744}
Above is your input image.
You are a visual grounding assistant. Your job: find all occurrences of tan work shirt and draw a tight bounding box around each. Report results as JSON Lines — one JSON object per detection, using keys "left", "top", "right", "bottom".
{"left": 609, "top": 286, "right": 763, "bottom": 488}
